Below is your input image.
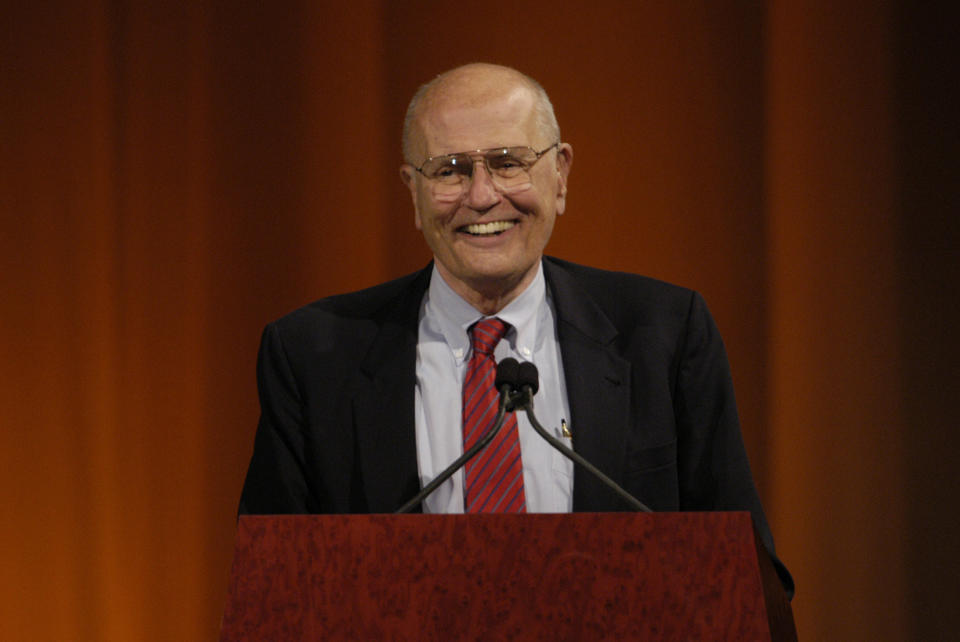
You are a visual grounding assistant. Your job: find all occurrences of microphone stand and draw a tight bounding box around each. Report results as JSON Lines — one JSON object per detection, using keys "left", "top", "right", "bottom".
{"left": 394, "top": 384, "right": 518, "bottom": 514}
{"left": 518, "top": 387, "right": 652, "bottom": 513}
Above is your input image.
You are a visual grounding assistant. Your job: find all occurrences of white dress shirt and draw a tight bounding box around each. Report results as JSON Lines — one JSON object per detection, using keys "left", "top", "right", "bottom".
{"left": 415, "top": 261, "right": 574, "bottom": 513}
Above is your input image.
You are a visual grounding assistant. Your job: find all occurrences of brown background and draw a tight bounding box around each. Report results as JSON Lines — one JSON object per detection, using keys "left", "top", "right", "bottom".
{"left": 2, "top": 1, "right": 956, "bottom": 640}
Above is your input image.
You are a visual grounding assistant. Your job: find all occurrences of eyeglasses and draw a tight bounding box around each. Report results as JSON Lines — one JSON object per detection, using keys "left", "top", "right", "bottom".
{"left": 412, "top": 142, "right": 560, "bottom": 202}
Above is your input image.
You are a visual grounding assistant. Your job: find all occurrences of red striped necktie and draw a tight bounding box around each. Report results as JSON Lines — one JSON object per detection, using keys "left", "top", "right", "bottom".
{"left": 462, "top": 317, "right": 526, "bottom": 513}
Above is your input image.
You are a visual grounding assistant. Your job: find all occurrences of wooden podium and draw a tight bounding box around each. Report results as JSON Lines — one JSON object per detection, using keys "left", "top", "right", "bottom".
{"left": 220, "top": 512, "right": 795, "bottom": 640}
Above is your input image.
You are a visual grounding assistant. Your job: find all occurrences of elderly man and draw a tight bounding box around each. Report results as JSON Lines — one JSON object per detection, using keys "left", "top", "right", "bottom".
{"left": 239, "top": 63, "right": 792, "bottom": 593}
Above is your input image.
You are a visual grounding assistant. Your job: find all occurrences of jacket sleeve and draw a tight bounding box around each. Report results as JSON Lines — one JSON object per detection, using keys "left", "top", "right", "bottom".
{"left": 238, "top": 322, "right": 313, "bottom": 514}
{"left": 674, "top": 292, "right": 794, "bottom": 598}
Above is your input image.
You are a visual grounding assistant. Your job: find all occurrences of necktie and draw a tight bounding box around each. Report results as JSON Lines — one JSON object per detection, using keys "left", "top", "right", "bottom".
{"left": 462, "top": 318, "right": 526, "bottom": 513}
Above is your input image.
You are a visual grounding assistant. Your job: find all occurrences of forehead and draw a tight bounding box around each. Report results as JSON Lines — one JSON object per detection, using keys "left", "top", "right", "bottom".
{"left": 417, "top": 87, "right": 539, "bottom": 158}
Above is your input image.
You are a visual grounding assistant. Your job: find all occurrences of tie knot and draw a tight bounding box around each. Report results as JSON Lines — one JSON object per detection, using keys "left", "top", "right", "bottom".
{"left": 469, "top": 317, "right": 508, "bottom": 356}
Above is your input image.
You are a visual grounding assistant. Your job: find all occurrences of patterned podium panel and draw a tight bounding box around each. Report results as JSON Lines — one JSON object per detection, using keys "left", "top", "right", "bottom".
{"left": 220, "top": 512, "right": 795, "bottom": 641}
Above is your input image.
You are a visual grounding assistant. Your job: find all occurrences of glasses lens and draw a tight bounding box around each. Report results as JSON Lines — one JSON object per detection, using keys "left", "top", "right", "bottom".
{"left": 421, "top": 154, "right": 471, "bottom": 183}
{"left": 485, "top": 147, "right": 535, "bottom": 175}
{"left": 486, "top": 147, "right": 536, "bottom": 193}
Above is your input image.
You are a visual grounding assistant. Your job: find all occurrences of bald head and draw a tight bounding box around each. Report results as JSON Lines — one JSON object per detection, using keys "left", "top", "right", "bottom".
{"left": 402, "top": 63, "right": 561, "bottom": 164}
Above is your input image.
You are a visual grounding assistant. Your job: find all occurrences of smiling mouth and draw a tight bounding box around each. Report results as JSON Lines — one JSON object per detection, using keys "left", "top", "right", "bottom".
{"left": 460, "top": 220, "right": 517, "bottom": 236}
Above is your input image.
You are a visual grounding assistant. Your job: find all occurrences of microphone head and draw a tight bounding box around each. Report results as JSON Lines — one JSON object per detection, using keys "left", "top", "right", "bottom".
{"left": 495, "top": 357, "right": 520, "bottom": 389}
{"left": 517, "top": 361, "right": 539, "bottom": 396}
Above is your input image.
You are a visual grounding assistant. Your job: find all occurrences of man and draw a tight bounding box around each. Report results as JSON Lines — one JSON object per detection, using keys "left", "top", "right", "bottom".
{"left": 239, "top": 63, "right": 792, "bottom": 593}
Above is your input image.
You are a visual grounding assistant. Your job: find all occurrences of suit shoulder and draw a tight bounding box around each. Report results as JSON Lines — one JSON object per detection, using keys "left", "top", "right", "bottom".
{"left": 271, "top": 267, "right": 428, "bottom": 330}
{"left": 544, "top": 256, "right": 697, "bottom": 318}
{"left": 260, "top": 267, "right": 429, "bottom": 366}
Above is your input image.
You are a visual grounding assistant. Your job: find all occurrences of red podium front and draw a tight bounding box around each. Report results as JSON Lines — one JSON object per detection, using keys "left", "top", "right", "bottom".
{"left": 220, "top": 512, "right": 795, "bottom": 640}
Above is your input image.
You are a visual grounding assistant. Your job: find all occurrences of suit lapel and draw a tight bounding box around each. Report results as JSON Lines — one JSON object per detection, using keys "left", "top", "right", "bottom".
{"left": 544, "top": 259, "right": 633, "bottom": 511}
{"left": 353, "top": 266, "right": 431, "bottom": 513}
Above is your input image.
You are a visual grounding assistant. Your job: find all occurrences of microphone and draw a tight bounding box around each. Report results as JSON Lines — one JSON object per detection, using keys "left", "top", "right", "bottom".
{"left": 516, "top": 361, "right": 539, "bottom": 395}
{"left": 394, "top": 358, "right": 521, "bottom": 514}
{"left": 495, "top": 357, "right": 521, "bottom": 404}
{"left": 515, "top": 361, "right": 653, "bottom": 513}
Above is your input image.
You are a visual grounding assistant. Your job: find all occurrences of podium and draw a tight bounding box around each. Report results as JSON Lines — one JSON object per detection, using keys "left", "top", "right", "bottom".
{"left": 220, "top": 511, "right": 795, "bottom": 640}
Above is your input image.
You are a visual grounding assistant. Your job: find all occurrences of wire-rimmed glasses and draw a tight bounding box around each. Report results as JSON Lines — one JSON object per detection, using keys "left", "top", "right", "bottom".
{"left": 413, "top": 142, "right": 559, "bottom": 202}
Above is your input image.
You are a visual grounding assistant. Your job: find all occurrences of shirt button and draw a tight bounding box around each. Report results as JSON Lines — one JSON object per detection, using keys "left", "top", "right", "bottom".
{"left": 453, "top": 348, "right": 464, "bottom": 359}
{"left": 521, "top": 347, "right": 532, "bottom": 358}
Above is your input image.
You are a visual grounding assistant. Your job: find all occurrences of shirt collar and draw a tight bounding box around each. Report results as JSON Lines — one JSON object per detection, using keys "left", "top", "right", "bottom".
{"left": 425, "top": 261, "right": 545, "bottom": 365}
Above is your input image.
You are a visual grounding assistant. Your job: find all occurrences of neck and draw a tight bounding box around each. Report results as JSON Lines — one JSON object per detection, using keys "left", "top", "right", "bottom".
{"left": 436, "top": 261, "right": 539, "bottom": 316}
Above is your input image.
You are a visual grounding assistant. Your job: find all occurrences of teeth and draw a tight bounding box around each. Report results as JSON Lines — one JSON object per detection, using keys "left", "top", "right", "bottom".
{"left": 464, "top": 220, "right": 516, "bottom": 235}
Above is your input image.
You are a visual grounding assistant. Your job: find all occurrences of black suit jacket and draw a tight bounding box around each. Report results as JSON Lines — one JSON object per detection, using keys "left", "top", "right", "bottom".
{"left": 239, "top": 257, "right": 793, "bottom": 594}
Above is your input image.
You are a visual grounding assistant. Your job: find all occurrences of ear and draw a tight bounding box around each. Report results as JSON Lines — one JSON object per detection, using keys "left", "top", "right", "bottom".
{"left": 554, "top": 143, "right": 573, "bottom": 215}
{"left": 400, "top": 164, "right": 423, "bottom": 230}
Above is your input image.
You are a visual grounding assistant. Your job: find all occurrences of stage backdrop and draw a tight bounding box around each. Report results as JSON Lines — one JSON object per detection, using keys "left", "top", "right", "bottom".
{"left": 1, "top": 1, "right": 956, "bottom": 640}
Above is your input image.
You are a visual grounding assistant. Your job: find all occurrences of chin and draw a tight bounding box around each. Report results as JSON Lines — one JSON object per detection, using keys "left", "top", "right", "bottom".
{"left": 465, "top": 258, "right": 534, "bottom": 287}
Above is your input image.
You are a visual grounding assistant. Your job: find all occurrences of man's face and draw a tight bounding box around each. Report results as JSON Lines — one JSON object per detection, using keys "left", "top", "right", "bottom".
{"left": 401, "top": 87, "right": 572, "bottom": 304}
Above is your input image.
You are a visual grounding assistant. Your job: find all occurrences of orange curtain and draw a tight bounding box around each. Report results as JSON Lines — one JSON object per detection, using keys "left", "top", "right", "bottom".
{"left": 2, "top": 2, "right": 956, "bottom": 640}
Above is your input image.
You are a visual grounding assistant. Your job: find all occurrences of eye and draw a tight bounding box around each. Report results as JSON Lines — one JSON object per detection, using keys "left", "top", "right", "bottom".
{"left": 426, "top": 156, "right": 472, "bottom": 182}
{"left": 488, "top": 155, "right": 526, "bottom": 173}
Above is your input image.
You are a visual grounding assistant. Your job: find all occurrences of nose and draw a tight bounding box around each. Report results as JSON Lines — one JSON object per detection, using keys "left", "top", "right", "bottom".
{"left": 462, "top": 159, "right": 501, "bottom": 210}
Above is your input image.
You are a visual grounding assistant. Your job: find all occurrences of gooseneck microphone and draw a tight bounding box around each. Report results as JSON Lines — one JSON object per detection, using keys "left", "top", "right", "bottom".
{"left": 394, "top": 358, "right": 522, "bottom": 514}
{"left": 515, "top": 361, "right": 653, "bottom": 513}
